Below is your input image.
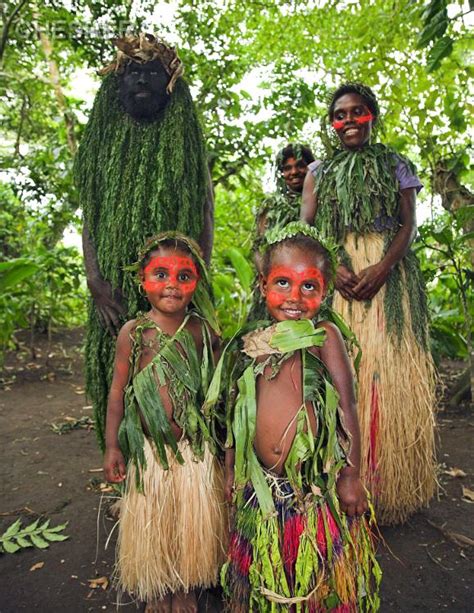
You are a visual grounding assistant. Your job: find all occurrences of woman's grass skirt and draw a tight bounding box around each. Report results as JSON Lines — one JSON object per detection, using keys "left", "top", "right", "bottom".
{"left": 333, "top": 233, "right": 436, "bottom": 525}
{"left": 222, "top": 473, "right": 381, "bottom": 612}
{"left": 116, "top": 438, "right": 227, "bottom": 601}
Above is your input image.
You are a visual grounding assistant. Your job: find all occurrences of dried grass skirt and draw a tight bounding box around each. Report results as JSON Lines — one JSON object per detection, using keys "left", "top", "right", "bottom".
{"left": 116, "top": 438, "right": 227, "bottom": 601}
{"left": 333, "top": 233, "right": 436, "bottom": 525}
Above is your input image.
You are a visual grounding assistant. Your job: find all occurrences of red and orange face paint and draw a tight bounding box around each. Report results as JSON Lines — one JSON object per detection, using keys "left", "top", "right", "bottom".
{"left": 142, "top": 255, "right": 199, "bottom": 299}
{"left": 265, "top": 265, "right": 325, "bottom": 318}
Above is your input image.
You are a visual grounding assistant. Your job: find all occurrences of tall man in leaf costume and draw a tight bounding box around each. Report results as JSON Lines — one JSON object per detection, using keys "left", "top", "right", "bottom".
{"left": 302, "top": 83, "right": 436, "bottom": 525}
{"left": 74, "top": 34, "right": 213, "bottom": 448}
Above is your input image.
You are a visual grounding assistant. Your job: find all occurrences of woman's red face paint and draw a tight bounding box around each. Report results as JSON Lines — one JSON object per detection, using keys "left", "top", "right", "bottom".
{"left": 332, "top": 112, "right": 373, "bottom": 130}
{"left": 141, "top": 253, "right": 199, "bottom": 313}
{"left": 264, "top": 264, "right": 325, "bottom": 321}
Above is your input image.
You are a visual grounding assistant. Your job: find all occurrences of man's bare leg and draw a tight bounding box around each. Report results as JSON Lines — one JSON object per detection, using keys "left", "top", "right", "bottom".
{"left": 145, "top": 593, "right": 172, "bottom": 612}
{"left": 171, "top": 590, "right": 198, "bottom": 612}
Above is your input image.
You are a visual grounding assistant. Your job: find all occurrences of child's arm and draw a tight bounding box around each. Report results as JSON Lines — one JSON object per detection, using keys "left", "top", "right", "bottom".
{"left": 224, "top": 449, "right": 235, "bottom": 502}
{"left": 316, "top": 321, "right": 368, "bottom": 517}
{"left": 103, "top": 320, "right": 134, "bottom": 483}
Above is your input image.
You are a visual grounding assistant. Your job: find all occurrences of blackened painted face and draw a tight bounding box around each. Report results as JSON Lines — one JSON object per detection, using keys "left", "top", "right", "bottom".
{"left": 118, "top": 59, "right": 171, "bottom": 121}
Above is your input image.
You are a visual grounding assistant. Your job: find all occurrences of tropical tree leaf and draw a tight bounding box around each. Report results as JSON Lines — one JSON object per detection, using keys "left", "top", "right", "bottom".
{"left": 427, "top": 36, "right": 454, "bottom": 72}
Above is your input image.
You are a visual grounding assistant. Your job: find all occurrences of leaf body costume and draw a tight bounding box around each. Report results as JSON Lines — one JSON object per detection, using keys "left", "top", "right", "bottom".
{"left": 313, "top": 143, "right": 436, "bottom": 525}
{"left": 116, "top": 312, "right": 226, "bottom": 601}
{"left": 212, "top": 320, "right": 380, "bottom": 611}
{"left": 74, "top": 59, "right": 209, "bottom": 449}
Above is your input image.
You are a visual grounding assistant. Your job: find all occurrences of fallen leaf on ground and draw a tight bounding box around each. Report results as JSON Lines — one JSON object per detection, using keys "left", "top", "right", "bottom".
{"left": 99, "top": 483, "right": 113, "bottom": 492}
{"left": 30, "top": 562, "right": 44, "bottom": 571}
{"left": 88, "top": 468, "right": 103, "bottom": 473}
{"left": 88, "top": 576, "right": 109, "bottom": 590}
{"left": 461, "top": 486, "right": 474, "bottom": 502}
{"left": 444, "top": 468, "right": 467, "bottom": 478}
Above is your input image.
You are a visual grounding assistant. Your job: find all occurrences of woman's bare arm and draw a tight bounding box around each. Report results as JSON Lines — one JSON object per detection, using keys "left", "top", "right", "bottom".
{"left": 301, "top": 171, "right": 317, "bottom": 223}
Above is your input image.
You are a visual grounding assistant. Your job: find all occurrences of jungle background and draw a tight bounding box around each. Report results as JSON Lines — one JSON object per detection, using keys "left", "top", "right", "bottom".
{"left": 0, "top": 0, "right": 473, "bottom": 611}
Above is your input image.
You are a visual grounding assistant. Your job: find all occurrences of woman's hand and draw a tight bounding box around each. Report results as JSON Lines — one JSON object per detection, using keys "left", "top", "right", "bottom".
{"left": 335, "top": 265, "right": 360, "bottom": 300}
{"left": 103, "top": 447, "right": 126, "bottom": 483}
{"left": 352, "top": 262, "right": 389, "bottom": 301}
{"left": 336, "top": 472, "right": 368, "bottom": 517}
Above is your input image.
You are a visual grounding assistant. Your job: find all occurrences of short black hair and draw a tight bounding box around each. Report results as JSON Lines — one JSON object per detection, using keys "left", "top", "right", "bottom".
{"left": 328, "top": 83, "right": 379, "bottom": 121}
{"left": 139, "top": 236, "right": 199, "bottom": 271}
{"left": 262, "top": 235, "right": 334, "bottom": 288}
{"left": 276, "top": 143, "right": 315, "bottom": 170}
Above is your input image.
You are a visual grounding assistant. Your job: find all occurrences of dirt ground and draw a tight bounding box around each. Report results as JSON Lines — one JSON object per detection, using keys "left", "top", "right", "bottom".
{"left": 0, "top": 328, "right": 472, "bottom": 612}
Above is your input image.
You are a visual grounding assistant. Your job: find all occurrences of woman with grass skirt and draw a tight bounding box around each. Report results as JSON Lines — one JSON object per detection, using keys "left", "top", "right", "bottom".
{"left": 207, "top": 224, "right": 380, "bottom": 612}
{"left": 301, "top": 83, "right": 436, "bottom": 525}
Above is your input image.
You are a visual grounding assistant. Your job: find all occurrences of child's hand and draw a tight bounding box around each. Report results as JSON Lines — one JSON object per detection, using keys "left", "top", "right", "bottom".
{"left": 336, "top": 472, "right": 368, "bottom": 517}
{"left": 103, "top": 447, "right": 126, "bottom": 483}
{"left": 224, "top": 468, "right": 235, "bottom": 503}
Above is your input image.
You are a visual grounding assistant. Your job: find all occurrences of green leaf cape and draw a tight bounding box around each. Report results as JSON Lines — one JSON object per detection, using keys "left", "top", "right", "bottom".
{"left": 74, "top": 73, "right": 210, "bottom": 448}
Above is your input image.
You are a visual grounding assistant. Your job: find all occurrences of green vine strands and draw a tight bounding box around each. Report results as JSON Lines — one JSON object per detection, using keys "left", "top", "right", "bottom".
{"left": 315, "top": 144, "right": 430, "bottom": 348}
{"left": 74, "top": 74, "right": 209, "bottom": 448}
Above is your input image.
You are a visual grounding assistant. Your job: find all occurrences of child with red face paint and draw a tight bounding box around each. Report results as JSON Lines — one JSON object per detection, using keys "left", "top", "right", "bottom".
{"left": 103, "top": 232, "right": 226, "bottom": 613}
{"left": 213, "top": 223, "right": 380, "bottom": 612}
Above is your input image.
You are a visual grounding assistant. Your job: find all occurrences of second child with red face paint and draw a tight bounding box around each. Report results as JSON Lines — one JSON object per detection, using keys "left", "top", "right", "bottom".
{"left": 208, "top": 223, "right": 380, "bottom": 612}
{"left": 103, "top": 232, "right": 226, "bottom": 613}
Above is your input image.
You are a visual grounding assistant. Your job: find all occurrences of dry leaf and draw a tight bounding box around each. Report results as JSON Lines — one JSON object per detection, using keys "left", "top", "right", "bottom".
{"left": 99, "top": 483, "right": 113, "bottom": 492}
{"left": 74, "top": 389, "right": 85, "bottom": 395}
{"left": 30, "top": 562, "right": 44, "bottom": 571}
{"left": 88, "top": 576, "right": 109, "bottom": 590}
{"left": 88, "top": 468, "right": 103, "bottom": 473}
{"left": 443, "top": 467, "right": 467, "bottom": 478}
{"left": 461, "top": 486, "right": 474, "bottom": 502}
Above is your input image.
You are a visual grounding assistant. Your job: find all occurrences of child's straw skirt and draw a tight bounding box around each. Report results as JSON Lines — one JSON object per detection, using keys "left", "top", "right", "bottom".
{"left": 116, "top": 438, "right": 227, "bottom": 601}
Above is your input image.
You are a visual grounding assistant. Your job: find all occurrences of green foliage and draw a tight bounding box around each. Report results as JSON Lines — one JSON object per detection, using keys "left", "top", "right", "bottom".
{"left": 0, "top": 519, "right": 68, "bottom": 554}
{"left": 417, "top": 208, "right": 473, "bottom": 361}
{"left": 0, "top": 183, "right": 86, "bottom": 359}
{"left": 1, "top": 0, "right": 472, "bottom": 360}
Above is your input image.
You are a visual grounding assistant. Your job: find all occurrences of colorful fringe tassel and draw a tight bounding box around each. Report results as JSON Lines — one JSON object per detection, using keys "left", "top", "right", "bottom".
{"left": 222, "top": 478, "right": 381, "bottom": 612}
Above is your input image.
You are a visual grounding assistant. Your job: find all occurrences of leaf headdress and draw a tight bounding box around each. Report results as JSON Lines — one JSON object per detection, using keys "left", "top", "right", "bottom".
{"left": 98, "top": 33, "right": 184, "bottom": 94}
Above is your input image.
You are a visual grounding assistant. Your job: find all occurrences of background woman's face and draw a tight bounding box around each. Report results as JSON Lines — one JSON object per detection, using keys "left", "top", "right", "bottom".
{"left": 332, "top": 93, "right": 374, "bottom": 150}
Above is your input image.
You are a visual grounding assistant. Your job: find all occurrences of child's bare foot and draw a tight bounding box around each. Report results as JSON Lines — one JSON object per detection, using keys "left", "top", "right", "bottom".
{"left": 145, "top": 594, "right": 171, "bottom": 612}
{"left": 171, "top": 590, "right": 198, "bottom": 612}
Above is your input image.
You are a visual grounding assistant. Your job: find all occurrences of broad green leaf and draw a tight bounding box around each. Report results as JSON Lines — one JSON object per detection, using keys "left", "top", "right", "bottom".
{"left": 2, "top": 519, "right": 21, "bottom": 539}
{"left": 30, "top": 534, "right": 50, "bottom": 549}
{"left": 427, "top": 36, "right": 454, "bottom": 72}
{"left": 2, "top": 541, "right": 21, "bottom": 553}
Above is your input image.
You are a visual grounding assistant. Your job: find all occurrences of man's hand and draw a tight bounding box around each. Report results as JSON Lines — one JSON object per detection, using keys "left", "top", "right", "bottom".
{"left": 336, "top": 472, "right": 368, "bottom": 517}
{"left": 352, "top": 262, "right": 389, "bottom": 301}
{"left": 88, "top": 275, "right": 127, "bottom": 337}
{"left": 103, "top": 447, "right": 126, "bottom": 483}
{"left": 335, "top": 265, "right": 360, "bottom": 301}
